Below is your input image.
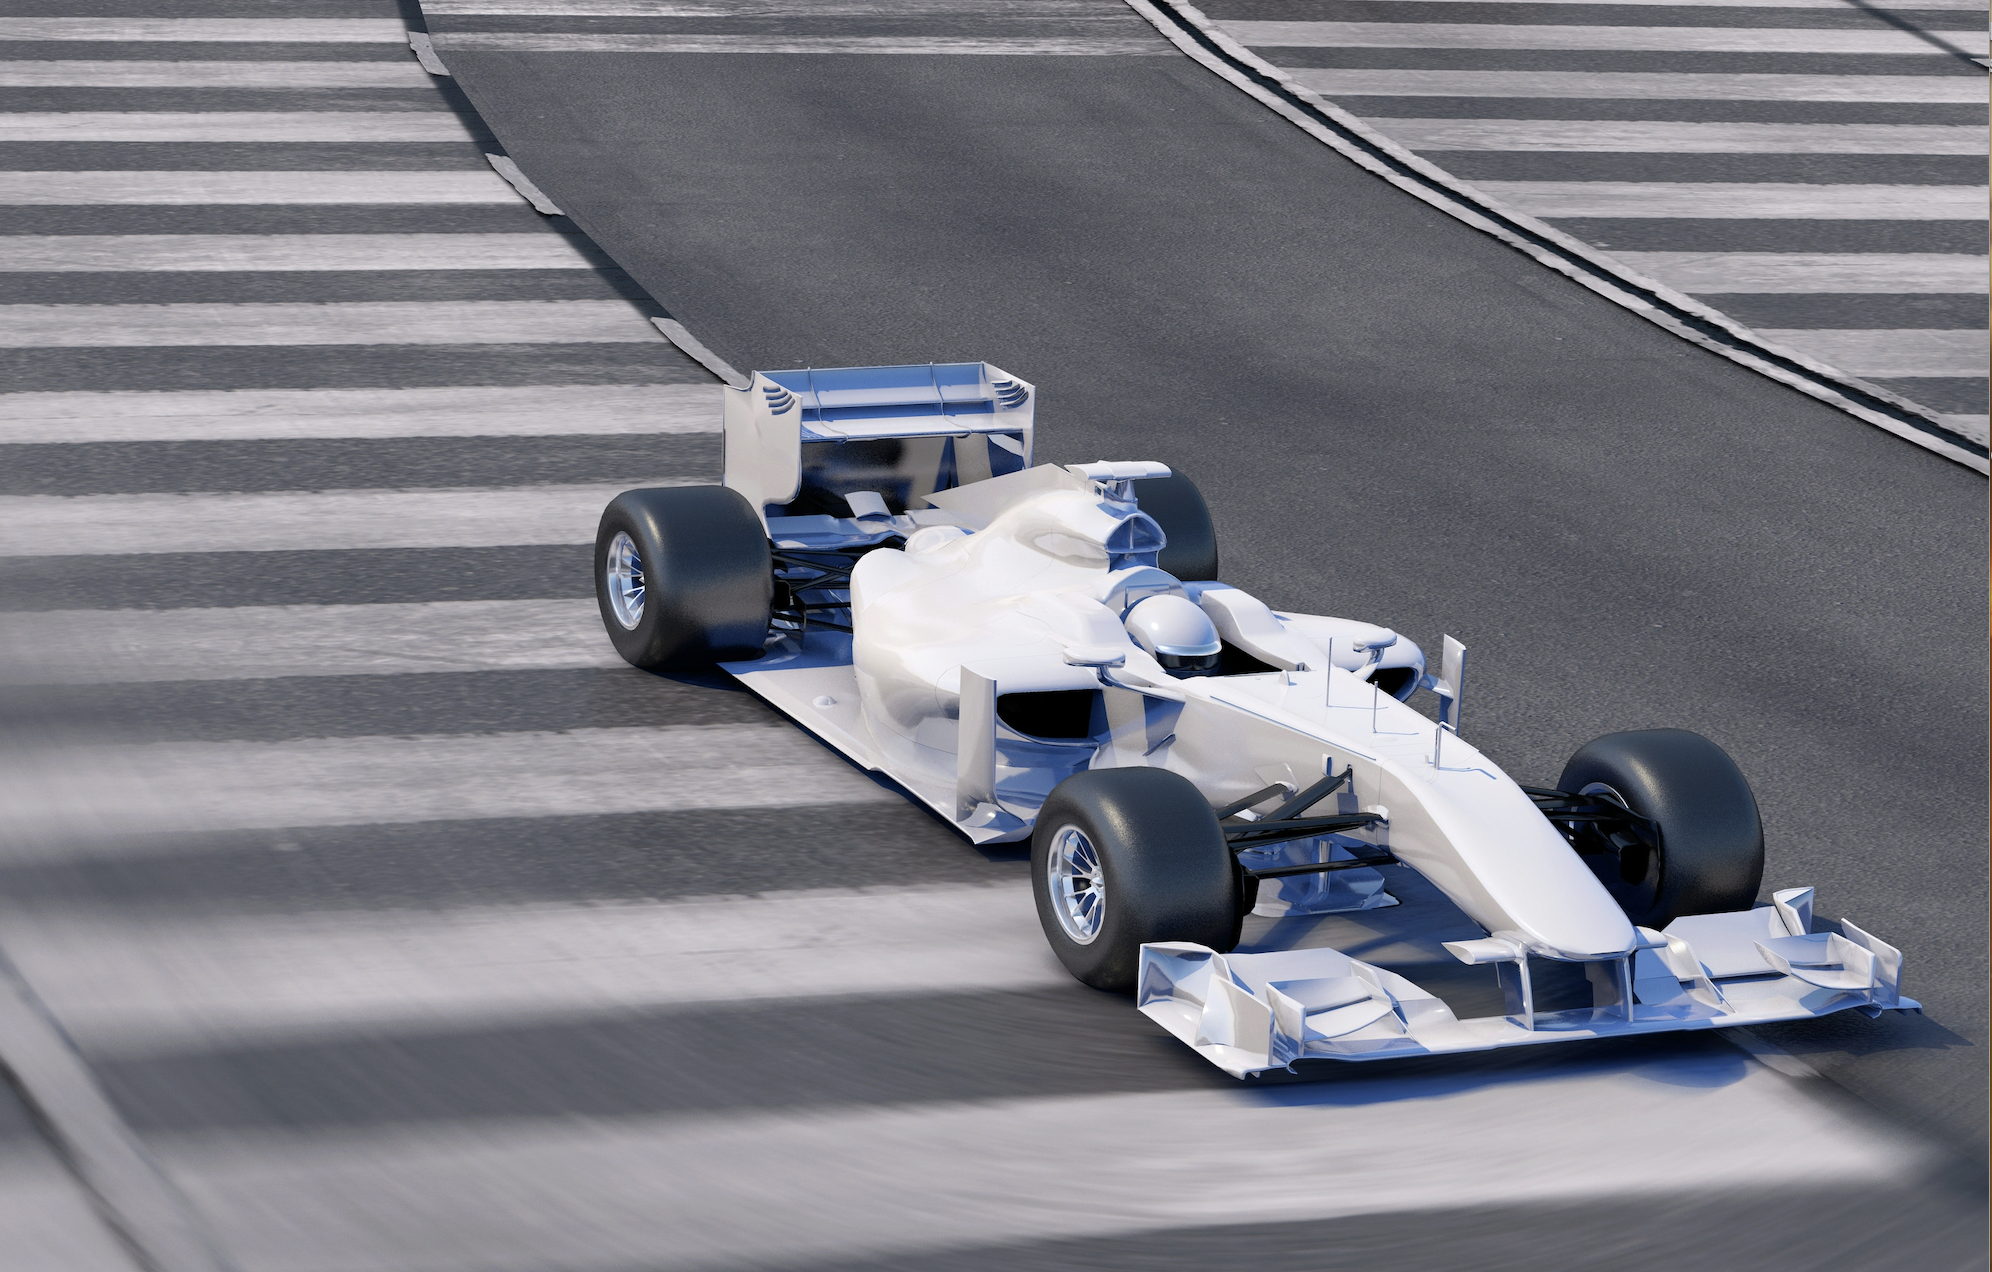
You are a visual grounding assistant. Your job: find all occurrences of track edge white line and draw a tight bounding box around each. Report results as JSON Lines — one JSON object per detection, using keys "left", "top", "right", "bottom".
{"left": 651, "top": 317, "right": 748, "bottom": 388}
{"left": 0, "top": 947, "right": 234, "bottom": 1272}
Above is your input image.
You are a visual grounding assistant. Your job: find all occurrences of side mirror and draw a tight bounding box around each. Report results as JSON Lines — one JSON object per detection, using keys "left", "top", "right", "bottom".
{"left": 1062, "top": 644, "right": 1127, "bottom": 669}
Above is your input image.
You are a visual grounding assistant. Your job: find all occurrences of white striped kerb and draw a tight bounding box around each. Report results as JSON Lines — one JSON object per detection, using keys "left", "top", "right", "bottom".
{"left": 0, "top": 480, "right": 698, "bottom": 556}
{"left": 0, "top": 170, "right": 524, "bottom": 204}
{"left": 1755, "top": 328, "right": 1988, "bottom": 378}
{"left": 1226, "top": 21, "right": 1990, "bottom": 55}
{"left": 1475, "top": 182, "right": 1989, "bottom": 219}
{"left": 5, "top": 600, "right": 619, "bottom": 684}
{"left": 0, "top": 234, "right": 599, "bottom": 272}
{"left": 0, "top": 113, "right": 473, "bottom": 143}
{"left": 0, "top": 60, "right": 435, "bottom": 88}
{"left": 1284, "top": 70, "right": 1992, "bottom": 104}
{"left": 0, "top": 726, "right": 894, "bottom": 847}
{"left": 1609, "top": 252, "right": 1989, "bottom": 293}
{"left": 0, "top": 884, "right": 1045, "bottom": 1051}
{"left": 1360, "top": 119, "right": 1988, "bottom": 154}
{"left": 0, "top": 384, "right": 722, "bottom": 444}
{"left": 0, "top": 299, "right": 665, "bottom": 347}
{"left": 5, "top": 18, "right": 410, "bottom": 42}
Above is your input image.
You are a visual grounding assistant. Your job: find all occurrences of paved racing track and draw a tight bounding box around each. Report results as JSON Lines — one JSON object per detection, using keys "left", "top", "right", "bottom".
{"left": 0, "top": 1, "right": 1985, "bottom": 1269}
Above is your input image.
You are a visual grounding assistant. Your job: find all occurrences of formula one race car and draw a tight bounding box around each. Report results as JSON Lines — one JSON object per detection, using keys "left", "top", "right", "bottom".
{"left": 596, "top": 361, "right": 1916, "bottom": 1076}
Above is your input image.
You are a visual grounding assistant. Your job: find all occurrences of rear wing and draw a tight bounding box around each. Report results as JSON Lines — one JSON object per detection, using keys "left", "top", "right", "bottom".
{"left": 723, "top": 361, "right": 1036, "bottom": 526}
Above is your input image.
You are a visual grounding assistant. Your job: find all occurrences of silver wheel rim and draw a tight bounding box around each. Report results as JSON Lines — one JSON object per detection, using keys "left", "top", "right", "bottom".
{"left": 606, "top": 530, "right": 644, "bottom": 630}
{"left": 1579, "top": 781, "right": 1629, "bottom": 807}
{"left": 1048, "top": 824, "right": 1106, "bottom": 945}
{"left": 1580, "top": 781, "right": 1660, "bottom": 894}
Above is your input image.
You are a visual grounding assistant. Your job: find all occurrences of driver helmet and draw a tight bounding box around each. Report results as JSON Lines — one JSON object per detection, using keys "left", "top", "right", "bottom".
{"left": 1124, "top": 595, "right": 1222, "bottom": 678}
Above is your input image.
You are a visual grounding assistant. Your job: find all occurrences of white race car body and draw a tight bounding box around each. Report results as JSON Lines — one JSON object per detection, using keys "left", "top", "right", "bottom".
{"left": 707, "top": 362, "right": 1915, "bottom": 1076}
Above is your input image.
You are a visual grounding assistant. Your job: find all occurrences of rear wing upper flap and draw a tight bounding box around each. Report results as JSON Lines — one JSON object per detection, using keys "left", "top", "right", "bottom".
{"left": 723, "top": 361, "right": 1036, "bottom": 525}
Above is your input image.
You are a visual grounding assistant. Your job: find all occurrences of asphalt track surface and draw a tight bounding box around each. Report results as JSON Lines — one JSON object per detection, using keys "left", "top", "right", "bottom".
{"left": 434, "top": 0, "right": 1987, "bottom": 1106}
{"left": 0, "top": 2, "right": 1985, "bottom": 1269}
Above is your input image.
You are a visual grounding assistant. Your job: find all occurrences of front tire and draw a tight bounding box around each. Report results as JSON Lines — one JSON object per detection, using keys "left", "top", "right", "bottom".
{"left": 1557, "top": 728, "right": 1764, "bottom": 928}
{"left": 594, "top": 486, "right": 772, "bottom": 670}
{"left": 1031, "top": 768, "right": 1241, "bottom": 992}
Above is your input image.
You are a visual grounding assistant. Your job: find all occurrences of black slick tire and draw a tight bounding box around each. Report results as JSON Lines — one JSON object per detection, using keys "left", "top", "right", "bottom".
{"left": 1557, "top": 728, "right": 1764, "bottom": 929}
{"left": 1031, "top": 767, "right": 1241, "bottom": 992}
{"left": 1131, "top": 471, "right": 1219, "bottom": 582}
{"left": 594, "top": 485, "right": 772, "bottom": 670}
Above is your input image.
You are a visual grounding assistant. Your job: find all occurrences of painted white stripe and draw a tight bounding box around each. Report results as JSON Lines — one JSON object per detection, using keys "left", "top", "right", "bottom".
{"left": 1474, "top": 181, "right": 1990, "bottom": 218}
{"left": 4, "top": 18, "right": 409, "bottom": 42}
{"left": 1609, "top": 251, "right": 1989, "bottom": 292}
{"left": 1758, "top": 327, "right": 1989, "bottom": 376}
{"left": 0, "top": 384, "right": 721, "bottom": 444}
{"left": 435, "top": 32, "right": 1172, "bottom": 53}
{"left": 0, "top": 300, "right": 662, "bottom": 348}
{"left": 0, "top": 234, "right": 597, "bottom": 272}
{"left": 0, "top": 725, "right": 893, "bottom": 851}
{"left": 1937, "top": 413, "right": 1990, "bottom": 444}
{"left": 0, "top": 170, "right": 521, "bottom": 205}
{"left": 141, "top": 1076, "right": 1925, "bottom": 1271}
{"left": 2, "top": 884, "right": 1047, "bottom": 1051}
{"left": 1364, "top": 118, "right": 1987, "bottom": 153}
{"left": 1282, "top": 69, "right": 1992, "bottom": 103}
{"left": 0, "top": 479, "right": 693, "bottom": 556}
{"left": 4, "top": 600, "right": 618, "bottom": 684}
{"left": 0, "top": 60, "right": 433, "bottom": 88}
{"left": 1225, "top": 20, "right": 1990, "bottom": 54}
{"left": 0, "top": 113, "right": 472, "bottom": 143}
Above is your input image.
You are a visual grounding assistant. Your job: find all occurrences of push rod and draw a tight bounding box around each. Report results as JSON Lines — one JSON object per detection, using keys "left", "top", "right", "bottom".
{"left": 1245, "top": 853, "right": 1398, "bottom": 880}
{"left": 1226, "top": 812, "right": 1382, "bottom": 843}
{"left": 1264, "top": 769, "right": 1351, "bottom": 821}
{"left": 1212, "top": 783, "right": 1289, "bottom": 819}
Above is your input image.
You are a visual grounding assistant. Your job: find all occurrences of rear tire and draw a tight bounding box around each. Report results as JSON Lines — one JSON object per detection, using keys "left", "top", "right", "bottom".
{"left": 594, "top": 486, "right": 772, "bottom": 670}
{"left": 1557, "top": 728, "right": 1764, "bottom": 929}
{"left": 1131, "top": 471, "right": 1219, "bottom": 582}
{"left": 1031, "top": 768, "right": 1241, "bottom": 992}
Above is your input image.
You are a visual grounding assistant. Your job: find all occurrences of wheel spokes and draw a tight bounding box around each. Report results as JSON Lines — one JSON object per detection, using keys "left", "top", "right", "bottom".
{"left": 606, "top": 532, "right": 646, "bottom": 629}
{"left": 1048, "top": 827, "right": 1106, "bottom": 943}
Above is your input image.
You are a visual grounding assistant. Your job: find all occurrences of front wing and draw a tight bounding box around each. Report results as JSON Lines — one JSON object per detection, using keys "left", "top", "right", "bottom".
{"left": 1139, "top": 887, "right": 1916, "bottom": 1077}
